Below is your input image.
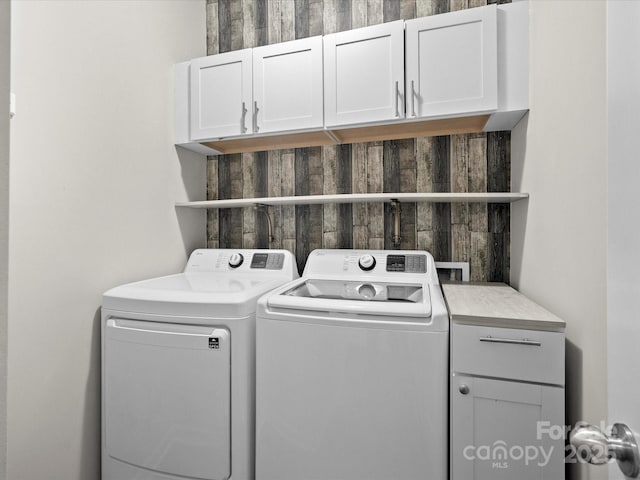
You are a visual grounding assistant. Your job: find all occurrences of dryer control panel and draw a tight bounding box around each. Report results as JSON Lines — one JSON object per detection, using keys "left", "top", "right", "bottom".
{"left": 185, "top": 249, "right": 296, "bottom": 276}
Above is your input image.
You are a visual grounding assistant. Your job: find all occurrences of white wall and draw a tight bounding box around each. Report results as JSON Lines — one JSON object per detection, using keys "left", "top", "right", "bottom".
{"left": 607, "top": 2, "right": 640, "bottom": 480}
{"left": 8, "top": 1, "right": 206, "bottom": 479}
{"left": 511, "top": 2, "right": 607, "bottom": 479}
{"left": 0, "top": 1, "right": 10, "bottom": 478}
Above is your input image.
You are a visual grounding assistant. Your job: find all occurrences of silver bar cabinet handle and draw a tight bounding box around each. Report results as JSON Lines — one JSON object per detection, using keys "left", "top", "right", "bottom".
{"left": 241, "top": 102, "right": 248, "bottom": 133}
{"left": 253, "top": 101, "right": 259, "bottom": 132}
{"left": 394, "top": 81, "right": 400, "bottom": 117}
{"left": 411, "top": 80, "right": 416, "bottom": 117}
{"left": 479, "top": 336, "right": 542, "bottom": 347}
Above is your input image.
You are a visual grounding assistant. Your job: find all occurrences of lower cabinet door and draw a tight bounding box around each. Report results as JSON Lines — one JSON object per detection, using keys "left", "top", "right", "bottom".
{"left": 451, "top": 375, "right": 565, "bottom": 480}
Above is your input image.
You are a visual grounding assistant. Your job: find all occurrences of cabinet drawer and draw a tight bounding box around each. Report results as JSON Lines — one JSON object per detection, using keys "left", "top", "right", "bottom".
{"left": 452, "top": 323, "right": 564, "bottom": 386}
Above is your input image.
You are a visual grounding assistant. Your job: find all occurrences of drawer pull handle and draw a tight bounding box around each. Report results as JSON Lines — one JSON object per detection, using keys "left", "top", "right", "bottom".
{"left": 479, "top": 336, "right": 542, "bottom": 347}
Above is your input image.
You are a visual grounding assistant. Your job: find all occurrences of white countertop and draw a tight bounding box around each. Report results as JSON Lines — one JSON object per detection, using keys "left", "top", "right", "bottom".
{"left": 442, "top": 282, "right": 566, "bottom": 332}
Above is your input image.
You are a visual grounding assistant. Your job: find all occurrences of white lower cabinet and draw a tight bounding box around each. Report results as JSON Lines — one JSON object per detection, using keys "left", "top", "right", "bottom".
{"left": 451, "top": 375, "right": 565, "bottom": 480}
{"left": 449, "top": 318, "right": 565, "bottom": 480}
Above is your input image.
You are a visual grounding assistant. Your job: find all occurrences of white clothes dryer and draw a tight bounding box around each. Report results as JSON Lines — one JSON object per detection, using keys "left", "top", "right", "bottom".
{"left": 256, "top": 249, "right": 449, "bottom": 480}
{"left": 102, "top": 249, "right": 297, "bottom": 480}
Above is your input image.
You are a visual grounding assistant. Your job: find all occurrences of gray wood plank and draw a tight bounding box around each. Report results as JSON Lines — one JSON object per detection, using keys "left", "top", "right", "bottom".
{"left": 207, "top": 157, "right": 219, "bottom": 247}
{"left": 468, "top": 133, "right": 487, "bottom": 280}
{"left": 255, "top": 0, "right": 268, "bottom": 46}
{"left": 367, "top": 142, "right": 384, "bottom": 243}
{"left": 336, "top": 0, "right": 352, "bottom": 32}
{"left": 281, "top": 148, "right": 296, "bottom": 254}
{"left": 383, "top": 140, "right": 400, "bottom": 248}
{"left": 280, "top": 0, "right": 295, "bottom": 42}
{"left": 351, "top": 0, "right": 367, "bottom": 28}
{"left": 336, "top": 144, "right": 352, "bottom": 248}
{"left": 322, "top": 145, "right": 337, "bottom": 247}
{"left": 400, "top": 0, "right": 416, "bottom": 19}
{"left": 242, "top": 0, "right": 256, "bottom": 48}
{"left": 230, "top": 0, "right": 244, "bottom": 50}
{"left": 309, "top": 0, "right": 324, "bottom": 35}
{"left": 255, "top": 151, "right": 269, "bottom": 247}
{"left": 207, "top": 1, "right": 219, "bottom": 55}
{"left": 450, "top": 0, "right": 468, "bottom": 12}
{"left": 308, "top": 146, "right": 324, "bottom": 252}
{"left": 367, "top": 0, "right": 384, "bottom": 25}
{"left": 242, "top": 152, "right": 257, "bottom": 248}
{"left": 416, "top": 136, "right": 433, "bottom": 238}
{"left": 432, "top": 136, "right": 451, "bottom": 261}
{"left": 488, "top": 131, "right": 510, "bottom": 281}
{"left": 351, "top": 143, "right": 367, "bottom": 247}
{"left": 217, "top": 0, "right": 232, "bottom": 53}
{"left": 450, "top": 134, "right": 468, "bottom": 225}
{"left": 295, "top": 148, "right": 310, "bottom": 272}
{"left": 417, "top": 0, "right": 450, "bottom": 16}
{"left": 267, "top": 0, "right": 282, "bottom": 44}
{"left": 383, "top": 0, "right": 400, "bottom": 22}
{"left": 295, "top": 0, "right": 309, "bottom": 39}
{"left": 323, "top": 0, "right": 338, "bottom": 34}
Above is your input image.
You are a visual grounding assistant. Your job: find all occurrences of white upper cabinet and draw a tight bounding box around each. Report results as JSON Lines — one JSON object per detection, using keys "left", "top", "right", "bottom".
{"left": 405, "top": 5, "right": 498, "bottom": 119}
{"left": 324, "top": 20, "right": 405, "bottom": 128}
{"left": 253, "top": 37, "right": 323, "bottom": 134}
{"left": 190, "top": 49, "right": 252, "bottom": 140}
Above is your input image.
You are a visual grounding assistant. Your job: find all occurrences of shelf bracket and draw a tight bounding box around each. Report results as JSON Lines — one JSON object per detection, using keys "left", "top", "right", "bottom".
{"left": 391, "top": 199, "right": 401, "bottom": 248}
{"left": 256, "top": 204, "right": 274, "bottom": 243}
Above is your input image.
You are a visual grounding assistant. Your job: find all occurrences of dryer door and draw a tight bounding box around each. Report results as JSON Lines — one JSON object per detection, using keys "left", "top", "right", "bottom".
{"left": 104, "top": 318, "right": 230, "bottom": 480}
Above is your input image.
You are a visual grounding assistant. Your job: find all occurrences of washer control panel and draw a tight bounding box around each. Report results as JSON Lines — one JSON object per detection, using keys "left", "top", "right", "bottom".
{"left": 250, "top": 252, "right": 285, "bottom": 270}
{"left": 386, "top": 254, "right": 427, "bottom": 273}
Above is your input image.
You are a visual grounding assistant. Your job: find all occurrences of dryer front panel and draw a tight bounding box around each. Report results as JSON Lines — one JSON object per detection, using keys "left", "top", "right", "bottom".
{"left": 104, "top": 318, "right": 230, "bottom": 480}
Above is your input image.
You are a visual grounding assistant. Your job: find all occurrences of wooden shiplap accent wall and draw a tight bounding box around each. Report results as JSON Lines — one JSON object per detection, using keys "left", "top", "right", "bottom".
{"left": 206, "top": 0, "right": 511, "bottom": 280}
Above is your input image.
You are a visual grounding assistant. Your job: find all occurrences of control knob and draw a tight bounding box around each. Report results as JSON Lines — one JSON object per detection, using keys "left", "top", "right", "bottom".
{"left": 358, "top": 254, "right": 376, "bottom": 271}
{"left": 228, "top": 253, "right": 244, "bottom": 268}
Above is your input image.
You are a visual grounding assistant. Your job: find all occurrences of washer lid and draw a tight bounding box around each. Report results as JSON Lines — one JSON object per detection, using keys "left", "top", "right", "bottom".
{"left": 103, "top": 272, "right": 294, "bottom": 318}
{"left": 267, "top": 278, "right": 432, "bottom": 319}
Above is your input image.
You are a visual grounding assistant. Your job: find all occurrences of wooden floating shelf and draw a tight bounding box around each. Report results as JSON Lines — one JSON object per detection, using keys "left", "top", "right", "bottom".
{"left": 176, "top": 192, "right": 529, "bottom": 209}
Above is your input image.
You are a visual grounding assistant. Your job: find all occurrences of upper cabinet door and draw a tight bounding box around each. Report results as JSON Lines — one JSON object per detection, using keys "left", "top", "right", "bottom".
{"left": 405, "top": 5, "right": 498, "bottom": 119}
{"left": 190, "top": 49, "right": 252, "bottom": 140}
{"left": 324, "top": 21, "right": 405, "bottom": 128}
{"left": 253, "top": 37, "right": 323, "bottom": 134}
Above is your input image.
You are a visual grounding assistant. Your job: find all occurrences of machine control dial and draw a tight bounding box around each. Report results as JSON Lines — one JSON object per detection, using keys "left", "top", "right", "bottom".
{"left": 358, "top": 254, "right": 376, "bottom": 271}
{"left": 228, "top": 253, "right": 244, "bottom": 268}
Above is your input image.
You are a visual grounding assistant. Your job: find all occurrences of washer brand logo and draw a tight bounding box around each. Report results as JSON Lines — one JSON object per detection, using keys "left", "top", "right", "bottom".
{"left": 208, "top": 337, "right": 220, "bottom": 349}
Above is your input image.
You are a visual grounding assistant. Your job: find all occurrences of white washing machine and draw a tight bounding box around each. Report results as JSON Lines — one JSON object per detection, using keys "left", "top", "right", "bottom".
{"left": 101, "top": 249, "right": 297, "bottom": 480}
{"left": 256, "top": 249, "right": 449, "bottom": 480}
